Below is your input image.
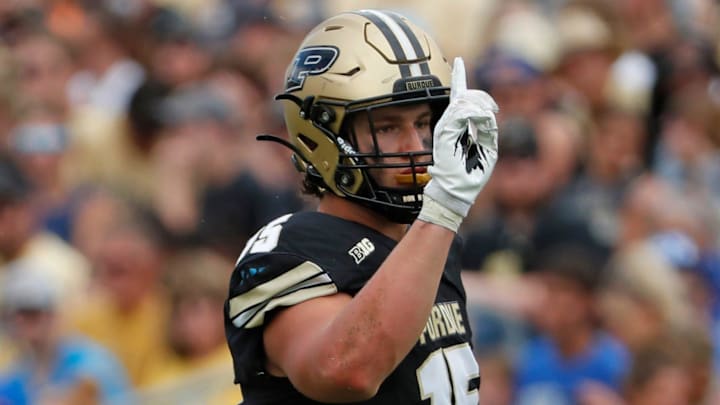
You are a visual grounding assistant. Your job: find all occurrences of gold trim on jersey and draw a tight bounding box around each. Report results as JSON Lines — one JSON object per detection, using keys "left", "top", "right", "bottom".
{"left": 228, "top": 261, "right": 338, "bottom": 328}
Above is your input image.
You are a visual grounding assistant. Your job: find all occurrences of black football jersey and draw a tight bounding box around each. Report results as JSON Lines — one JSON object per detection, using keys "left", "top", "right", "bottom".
{"left": 225, "top": 211, "right": 479, "bottom": 404}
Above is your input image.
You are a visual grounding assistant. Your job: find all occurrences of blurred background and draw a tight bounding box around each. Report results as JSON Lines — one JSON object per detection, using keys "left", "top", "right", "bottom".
{"left": 0, "top": 0, "right": 719, "bottom": 404}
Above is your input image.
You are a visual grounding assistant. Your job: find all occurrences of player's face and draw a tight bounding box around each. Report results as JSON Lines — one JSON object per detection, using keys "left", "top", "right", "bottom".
{"left": 351, "top": 103, "right": 433, "bottom": 188}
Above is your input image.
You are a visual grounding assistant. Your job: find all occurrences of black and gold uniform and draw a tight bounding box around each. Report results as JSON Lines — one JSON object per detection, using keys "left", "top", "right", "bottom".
{"left": 225, "top": 211, "right": 479, "bottom": 404}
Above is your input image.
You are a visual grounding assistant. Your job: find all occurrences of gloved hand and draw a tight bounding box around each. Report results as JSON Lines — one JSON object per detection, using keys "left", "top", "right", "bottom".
{"left": 418, "top": 57, "right": 499, "bottom": 232}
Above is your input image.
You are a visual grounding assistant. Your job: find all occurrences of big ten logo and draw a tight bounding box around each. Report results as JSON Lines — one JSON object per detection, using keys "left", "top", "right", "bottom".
{"left": 348, "top": 238, "right": 375, "bottom": 264}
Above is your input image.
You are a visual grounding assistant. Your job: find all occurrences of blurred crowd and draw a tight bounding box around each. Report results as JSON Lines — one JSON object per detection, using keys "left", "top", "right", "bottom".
{"left": 0, "top": 0, "right": 718, "bottom": 404}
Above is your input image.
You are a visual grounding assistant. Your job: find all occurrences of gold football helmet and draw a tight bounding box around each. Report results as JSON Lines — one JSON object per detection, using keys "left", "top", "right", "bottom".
{"left": 264, "top": 10, "right": 451, "bottom": 223}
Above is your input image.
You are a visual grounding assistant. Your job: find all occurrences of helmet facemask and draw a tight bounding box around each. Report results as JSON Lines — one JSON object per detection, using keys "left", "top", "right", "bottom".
{"left": 335, "top": 94, "right": 449, "bottom": 223}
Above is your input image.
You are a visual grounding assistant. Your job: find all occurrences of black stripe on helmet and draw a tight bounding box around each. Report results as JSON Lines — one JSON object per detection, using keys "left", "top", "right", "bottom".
{"left": 385, "top": 11, "right": 431, "bottom": 75}
{"left": 354, "top": 10, "right": 412, "bottom": 78}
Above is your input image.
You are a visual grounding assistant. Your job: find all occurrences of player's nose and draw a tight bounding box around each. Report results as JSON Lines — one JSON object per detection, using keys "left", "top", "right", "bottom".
{"left": 399, "top": 124, "right": 426, "bottom": 152}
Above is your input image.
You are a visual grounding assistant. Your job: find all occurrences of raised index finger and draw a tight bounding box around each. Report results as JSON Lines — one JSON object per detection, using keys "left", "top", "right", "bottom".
{"left": 450, "top": 57, "right": 467, "bottom": 101}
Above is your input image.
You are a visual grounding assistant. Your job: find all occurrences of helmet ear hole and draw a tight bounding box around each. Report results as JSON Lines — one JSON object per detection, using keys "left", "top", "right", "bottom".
{"left": 297, "top": 134, "right": 318, "bottom": 151}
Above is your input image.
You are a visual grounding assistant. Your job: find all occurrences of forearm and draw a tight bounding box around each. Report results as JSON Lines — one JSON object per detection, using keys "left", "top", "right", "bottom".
{"left": 331, "top": 220, "right": 452, "bottom": 357}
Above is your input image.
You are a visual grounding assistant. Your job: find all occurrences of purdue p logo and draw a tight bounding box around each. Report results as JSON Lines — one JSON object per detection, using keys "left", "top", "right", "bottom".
{"left": 286, "top": 46, "right": 339, "bottom": 92}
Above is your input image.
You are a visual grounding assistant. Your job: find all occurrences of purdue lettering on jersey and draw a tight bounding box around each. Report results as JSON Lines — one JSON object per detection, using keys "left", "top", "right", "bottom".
{"left": 418, "top": 301, "right": 468, "bottom": 345}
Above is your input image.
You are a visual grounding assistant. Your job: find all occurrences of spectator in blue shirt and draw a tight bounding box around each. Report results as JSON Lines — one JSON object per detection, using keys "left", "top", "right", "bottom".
{"left": 514, "top": 244, "right": 630, "bottom": 405}
{"left": 0, "top": 264, "right": 133, "bottom": 405}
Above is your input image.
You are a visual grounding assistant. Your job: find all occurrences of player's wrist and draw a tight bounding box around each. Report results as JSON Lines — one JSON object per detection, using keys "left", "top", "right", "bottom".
{"left": 417, "top": 193, "right": 465, "bottom": 233}
{"left": 422, "top": 180, "right": 472, "bottom": 216}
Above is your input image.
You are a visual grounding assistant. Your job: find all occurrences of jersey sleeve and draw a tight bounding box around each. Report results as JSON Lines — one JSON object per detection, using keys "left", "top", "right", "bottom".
{"left": 226, "top": 252, "right": 339, "bottom": 329}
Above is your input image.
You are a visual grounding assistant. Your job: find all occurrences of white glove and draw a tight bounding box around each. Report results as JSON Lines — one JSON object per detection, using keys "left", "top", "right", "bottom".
{"left": 418, "top": 57, "right": 499, "bottom": 232}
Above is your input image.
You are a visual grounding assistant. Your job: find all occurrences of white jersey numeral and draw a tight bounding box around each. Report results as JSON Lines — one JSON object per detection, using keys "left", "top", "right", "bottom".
{"left": 416, "top": 343, "right": 479, "bottom": 404}
{"left": 236, "top": 214, "right": 292, "bottom": 264}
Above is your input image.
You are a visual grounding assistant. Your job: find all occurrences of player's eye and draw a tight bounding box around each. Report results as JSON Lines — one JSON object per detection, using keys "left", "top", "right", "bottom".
{"left": 375, "top": 124, "right": 401, "bottom": 136}
{"left": 415, "top": 120, "right": 431, "bottom": 131}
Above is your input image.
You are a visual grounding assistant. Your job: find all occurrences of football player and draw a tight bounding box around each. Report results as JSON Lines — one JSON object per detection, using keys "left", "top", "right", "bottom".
{"left": 225, "top": 9, "right": 499, "bottom": 404}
